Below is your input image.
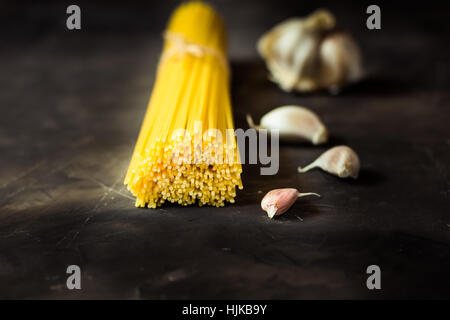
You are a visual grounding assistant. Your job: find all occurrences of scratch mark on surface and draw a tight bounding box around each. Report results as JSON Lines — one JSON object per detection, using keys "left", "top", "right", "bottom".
{"left": 313, "top": 204, "right": 340, "bottom": 210}
{"left": 3, "top": 158, "right": 77, "bottom": 203}
{"left": 0, "top": 160, "right": 45, "bottom": 189}
{"left": 87, "top": 176, "right": 134, "bottom": 201}
{"left": 0, "top": 229, "right": 31, "bottom": 239}
{"left": 0, "top": 135, "right": 96, "bottom": 207}
{"left": 65, "top": 231, "right": 80, "bottom": 248}
{"left": 279, "top": 251, "right": 299, "bottom": 266}
{"left": 101, "top": 230, "right": 129, "bottom": 240}
{"left": 40, "top": 189, "right": 54, "bottom": 200}
{"left": 56, "top": 236, "right": 67, "bottom": 247}
{"left": 57, "top": 175, "right": 127, "bottom": 249}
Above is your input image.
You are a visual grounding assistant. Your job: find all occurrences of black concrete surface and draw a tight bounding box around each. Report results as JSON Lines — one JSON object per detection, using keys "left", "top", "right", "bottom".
{"left": 0, "top": 0, "right": 449, "bottom": 299}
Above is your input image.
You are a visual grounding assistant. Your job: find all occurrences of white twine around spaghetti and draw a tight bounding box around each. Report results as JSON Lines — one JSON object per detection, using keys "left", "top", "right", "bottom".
{"left": 159, "top": 31, "right": 229, "bottom": 74}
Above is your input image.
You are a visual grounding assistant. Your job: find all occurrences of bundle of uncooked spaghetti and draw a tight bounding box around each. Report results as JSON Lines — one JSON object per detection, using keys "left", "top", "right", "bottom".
{"left": 124, "top": 2, "right": 243, "bottom": 208}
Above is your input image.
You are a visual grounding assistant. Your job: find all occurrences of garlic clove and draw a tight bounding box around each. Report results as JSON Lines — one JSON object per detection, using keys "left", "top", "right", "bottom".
{"left": 246, "top": 105, "right": 328, "bottom": 145}
{"left": 298, "top": 145, "right": 360, "bottom": 179}
{"left": 319, "top": 32, "right": 364, "bottom": 92}
{"left": 257, "top": 9, "right": 363, "bottom": 93}
{"left": 261, "top": 188, "right": 320, "bottom": 219}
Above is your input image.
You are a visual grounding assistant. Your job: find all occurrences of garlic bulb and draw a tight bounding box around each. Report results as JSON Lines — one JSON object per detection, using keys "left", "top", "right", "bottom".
{"left": 257, "top": 9, "right": 363, "bottom": 93}
{"left": 298, "top": 145, "right": 360, "bottom": 179}
{"left": 261, "top": 188, "right": 320, "bottom": 219}
{"left": 246, "top": 105, "right": 328, "bottom": 145}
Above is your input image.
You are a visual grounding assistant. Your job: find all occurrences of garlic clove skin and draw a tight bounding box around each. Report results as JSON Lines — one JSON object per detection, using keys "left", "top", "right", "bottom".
{"left": 298, "top": 145, "right": 360, "bottom": 179}
{"left": 257, "top": 9, "right": 363, "bottom": 93}
{"left": 261, "top": 188, "right": 320, "bottom": 219}
{"left": 247, "top": 105, "right": 328, "bottom": 145}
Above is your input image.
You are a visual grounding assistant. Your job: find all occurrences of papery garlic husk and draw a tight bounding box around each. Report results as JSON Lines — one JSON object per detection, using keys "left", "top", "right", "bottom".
{"left": 261, "top": 188, "right": 320, "bottom": 219}
{"left": 247, "top": 105, "right": 328, "bottom": 145}
{"left": 257, "top": 9, "right": 363, "bottom": 93}
{"left": 298, "top": 145, "right": 360, "bottom": 179}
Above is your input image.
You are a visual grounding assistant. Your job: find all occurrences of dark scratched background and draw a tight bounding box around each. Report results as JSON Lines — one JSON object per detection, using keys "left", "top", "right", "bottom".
{"left": 0, "top": 0, "right": 449, "bottom": 299}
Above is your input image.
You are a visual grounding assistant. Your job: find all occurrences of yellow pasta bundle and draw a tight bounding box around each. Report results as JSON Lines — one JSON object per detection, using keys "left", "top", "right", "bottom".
{"left": 124, "top": 2, "right": 243, "bottom": 208}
